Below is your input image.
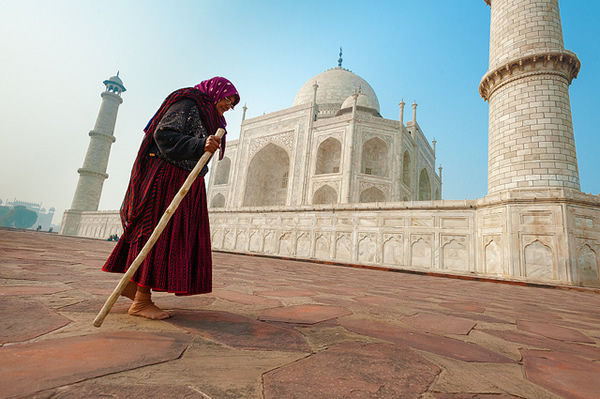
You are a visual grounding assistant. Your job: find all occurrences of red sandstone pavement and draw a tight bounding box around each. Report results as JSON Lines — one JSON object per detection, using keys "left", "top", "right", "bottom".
{"left": 1, "top": 228, "right": 600, "bottom": 399}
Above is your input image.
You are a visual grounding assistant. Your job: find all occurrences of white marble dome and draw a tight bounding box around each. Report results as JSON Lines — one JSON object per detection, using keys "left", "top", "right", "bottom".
{"left": 340, "top": 92, "right": 377, "bottom": 110}
{"left": 293, "top": 67, "right": 380, "bottom": 112}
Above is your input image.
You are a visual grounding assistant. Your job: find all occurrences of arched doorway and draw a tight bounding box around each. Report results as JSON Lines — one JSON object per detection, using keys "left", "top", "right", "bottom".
{"left": 243, "top": 143, "right": 290, "bottom": 206}
{"left": 418, "top": 169, "right": 431, "bottom": 201}
{"left": 402, "top": 151, "right": 411, "bottom": 187}
{"left": 315, "top": 138, "right": 341, "bottom": 175}
{"left": 361, "top": 137, "right": 389, "bottom": 177}
{"left": 214, "top": 157, "right": 231, "bottom": 185}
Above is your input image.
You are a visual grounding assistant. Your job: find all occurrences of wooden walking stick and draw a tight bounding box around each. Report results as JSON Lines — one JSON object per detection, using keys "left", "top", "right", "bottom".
{"left": 93, "top": 128, "right": 226, "bottom": 327}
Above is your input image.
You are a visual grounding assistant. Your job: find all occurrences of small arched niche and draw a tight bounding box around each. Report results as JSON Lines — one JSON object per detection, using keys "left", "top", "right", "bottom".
{"left": 313, "top": 185, "right": 338, "bottom": 205}
{"left": 315, "top": 138, "right": 341, "bottom": 175}
{"left": 359, "top": 186, "right": 386, "bottom": 203}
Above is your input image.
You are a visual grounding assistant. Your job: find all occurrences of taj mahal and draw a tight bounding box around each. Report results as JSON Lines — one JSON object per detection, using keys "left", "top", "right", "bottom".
{"left": 61, "top": 0, "right": 600, "bottom": 288}
{"left": 207, "top": 53, "right": 441, "bottom": 209}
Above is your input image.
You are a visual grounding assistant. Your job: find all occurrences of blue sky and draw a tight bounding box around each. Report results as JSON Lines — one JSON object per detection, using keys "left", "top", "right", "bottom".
{"left": 0, "top": 1, "right": 598, "bottom": 224}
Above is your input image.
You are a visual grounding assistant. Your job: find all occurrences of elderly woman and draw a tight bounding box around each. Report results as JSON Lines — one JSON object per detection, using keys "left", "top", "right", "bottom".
{"left": 103, "top": 77, "right": 240, "bottom": 320}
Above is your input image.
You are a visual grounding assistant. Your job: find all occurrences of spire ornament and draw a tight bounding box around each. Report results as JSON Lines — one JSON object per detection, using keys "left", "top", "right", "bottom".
{"left": 338, "top": 47, "right": 343, "bottom": 68}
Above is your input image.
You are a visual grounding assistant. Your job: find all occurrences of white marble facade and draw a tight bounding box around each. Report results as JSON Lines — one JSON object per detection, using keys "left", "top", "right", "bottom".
{"left": 207, "top": 67, "right": 441, "bottom": 210}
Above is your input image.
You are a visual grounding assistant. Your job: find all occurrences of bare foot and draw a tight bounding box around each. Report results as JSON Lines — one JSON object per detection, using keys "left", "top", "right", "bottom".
{"left": 128, "top": 291, "right": 170, "bottom": 320}
{"left": 121, "top": 281, "right": 137, "bottom": 300}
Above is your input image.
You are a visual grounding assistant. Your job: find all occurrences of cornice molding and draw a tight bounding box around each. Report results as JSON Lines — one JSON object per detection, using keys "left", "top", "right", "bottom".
{"left": 479, "top": 51, "right": 580, "bottom": 101}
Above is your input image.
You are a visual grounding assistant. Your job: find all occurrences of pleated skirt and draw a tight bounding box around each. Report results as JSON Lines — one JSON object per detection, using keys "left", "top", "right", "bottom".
{"left": 102, "top": 157, "right": 212, "bottom": 295}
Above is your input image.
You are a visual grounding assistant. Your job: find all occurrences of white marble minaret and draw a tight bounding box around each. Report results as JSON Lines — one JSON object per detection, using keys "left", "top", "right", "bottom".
{"left": 60, "top": 73, "right": 125, "bottom": 236}
{"left": 479, "top": 0, "right": 581, "bottom": 194}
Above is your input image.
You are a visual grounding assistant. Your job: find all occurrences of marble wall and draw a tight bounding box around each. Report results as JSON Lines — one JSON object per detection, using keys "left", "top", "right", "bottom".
{"left": 209, "top": 188, "right": 600, "bottom": 287}
{"left": 65, "top": 188, "right": 600, "bottom": 287}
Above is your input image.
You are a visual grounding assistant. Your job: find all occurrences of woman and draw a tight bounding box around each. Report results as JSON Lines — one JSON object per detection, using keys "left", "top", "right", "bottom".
{"left": 102, "top": 77, "right": 240, "bottom": 320}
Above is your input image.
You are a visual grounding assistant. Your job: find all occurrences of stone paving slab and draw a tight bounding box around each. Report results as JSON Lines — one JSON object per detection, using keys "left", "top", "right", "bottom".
{"left": 522, "top": 350, "right": 600, "bottom": 399}
{"left": 0, "top": 296, "right": 71, "bottom": 344}
{"left": 0, "top": 285, "right": 71, "bottom": 296}
{"left": 401, "top": 313, "right": 477, "bottom": 335}
{"left": 340, "top": 317, "right": 516, "bottom": 363}
{"left": 166, "top": 309, "right": 310, "bottom": 352}
{"left": 516, "top": 320, "right": 595, "bottom": 343}
{"left": 258, "top": 304, "right": 352, "bottom": 324}
{"left": 30, "top": 384, "right": 210, "bottom": 399}
{"left": 0, "top": 331, "right": 191, "bottom": 399}
{"left": 263, "top": 342, "right": 441, "bottom": 399}
{"left": 479, "top": 329, "right": 600, "bottom": 360}
{"left": 2, "top": 228, "right": 600, "bottom": 399}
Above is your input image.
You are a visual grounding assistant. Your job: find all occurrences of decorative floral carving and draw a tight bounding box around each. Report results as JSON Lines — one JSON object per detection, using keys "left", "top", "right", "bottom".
{"left": 362, "top": 130, "right": 392, "bottom": 146}
{"left": 358, "top": 180, "right": 390, "bottom": 196}
{"left": 249, "top": 130, "right": 294, "bottom": 158}
{"left": 313, "top": 180, "right": 341, "bottom": 194}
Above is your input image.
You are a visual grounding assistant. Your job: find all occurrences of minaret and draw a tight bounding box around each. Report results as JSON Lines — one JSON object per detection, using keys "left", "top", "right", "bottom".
{"left": 60, "top": 73, "right": 125, "bottom": 236}
{"left": 71, "top": 73, "right": 125, "bottom": 211}
{"left": 479, "top": 0, "right": 581, "bottom": 194}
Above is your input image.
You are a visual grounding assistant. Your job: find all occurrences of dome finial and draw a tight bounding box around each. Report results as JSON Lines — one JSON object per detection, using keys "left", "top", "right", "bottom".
{"left": 338, "top": 47, "right": 343, "bottom": 68}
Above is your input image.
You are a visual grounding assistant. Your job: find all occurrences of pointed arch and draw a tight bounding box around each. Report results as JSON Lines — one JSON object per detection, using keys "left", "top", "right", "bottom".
{"left": 418, "top": 169, "right": 431, "bottom": 201}
{"left": 214, "top": 156, "right": 231, "bottom": 185}
{"left": 243, "top": 143, "right": 290, "bottom": 207}
{"left": 211, "top": 193, "right": 225, "bottom": 208}
{"left": 361, "top": 137, "right": 389, "bottom": 177}
{"left": 402, "top": 151, "right": 411, "bottom": 187}
{"left": 315, "top": 138, "right": 342, "bottom": 175}
{"left": 313, "top": 185, "right": 338, "bottom": 205}
{"left": 359, "top": 187, "right": 386, "bottom": 203}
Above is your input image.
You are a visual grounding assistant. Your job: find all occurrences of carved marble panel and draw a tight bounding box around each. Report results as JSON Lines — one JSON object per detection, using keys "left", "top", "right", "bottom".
{"left": 411, "top": 235, "right": 433, "bottom": 268}
{"left": 523, "top": 238, "right": 555, "bottom": 280}
{"left": 411, "top": 218, "right": 433, "bottom": 227}
{"left": 441, "top": 236, "right": 468, "bottom": 272}
{"left": 235, "top": 230, "right": 248, "bottom": 252}
{"left": 249, "top": 229, "right": 262, "bottom": 253}
{"left": 362, "top": 130, "right": 393, "bottom": 146}
{"left": 358, "top": 233, "right": 377, "bottom": 263}
{"left": 575, "top": 215, "right": 595, "bottom": 229}
{"left": 383, "top": 218, "right": 404, "bottom": 227}
{"left": 264, "top": 230, "right": 276, "bottom": 254}
{"left": 520, "top": 211, "right": 553, "bottom": 226}
{"left": 483, "top": 214, "right": 503, "bottom": 228}
{"left": 315, "top": 232, "right": 331, "bottom": 260}
{"left": 484, "top": 236, "right": 503, "bottom": 275}
{"left": 577, "top": 243, "right": 599, "bottom": 286}
{"left": 383, "top": 234, "right": 403, "bottom": 266}
{"left": 316, "top": 217, "right": 332, "bottom": 227}
{"left": 296, "top": 231, "right": 311, "bottom": 258}
{"left": 223, "top": 229, "right": 235, "bottom": 250}
{"left": 249, "top": 130, "right": 294, "bottom": 159}
{"left": 441, "top": 217, "right": 469, "bottom": 229}
{"left": 336, "top": 232, "right": 353, "bottom": 261}
{"left": 358, "top": 181, "right": 391, "bottom": 198}
{"left": 279, "top": 231, "right": 294, "bottom": 256}
{"left": 212, "top": 228, "right": 224, "bottom": 249}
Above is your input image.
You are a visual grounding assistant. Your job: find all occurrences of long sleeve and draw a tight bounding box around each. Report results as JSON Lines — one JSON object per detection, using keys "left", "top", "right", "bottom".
{"left": 153, "top": 99, "right": 208, "bottom": 161}
{"left": 151, "top": 99, "right": 212, "bottom": 174}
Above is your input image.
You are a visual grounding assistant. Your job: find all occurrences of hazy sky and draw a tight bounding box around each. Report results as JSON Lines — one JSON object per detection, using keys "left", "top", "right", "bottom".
{"left": 1, "top": 1, "right": 598, "bottom": 226}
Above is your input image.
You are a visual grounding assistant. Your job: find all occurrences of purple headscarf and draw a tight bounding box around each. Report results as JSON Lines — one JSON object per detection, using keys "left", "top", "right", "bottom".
{"left": 194, "top": 77, "right": 239, "bottom": 159}
{"left": 194, "top": 77, "right": 240, "bottom": 116}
